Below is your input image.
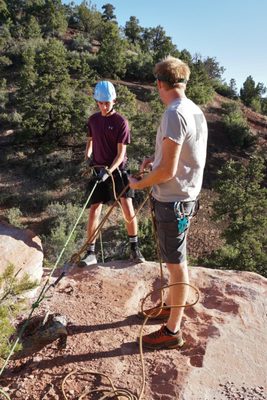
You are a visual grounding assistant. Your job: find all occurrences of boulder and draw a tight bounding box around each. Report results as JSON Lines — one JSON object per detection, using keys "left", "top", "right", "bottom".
{"left": 0, "top": 221, "right": 43, "bottom": 283}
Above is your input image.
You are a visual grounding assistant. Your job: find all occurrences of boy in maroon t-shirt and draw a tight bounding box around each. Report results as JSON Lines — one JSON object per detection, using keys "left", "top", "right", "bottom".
{"left": 80, "top": 81, "right": 145, "bottom": 267}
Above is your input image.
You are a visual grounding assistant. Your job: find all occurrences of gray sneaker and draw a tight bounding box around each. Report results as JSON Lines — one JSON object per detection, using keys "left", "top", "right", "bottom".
{"left": 78, "top": 251, "right": 97, "bottom": 267}
{"left": 130, "top": 247, "right": 145, "bottom": 263}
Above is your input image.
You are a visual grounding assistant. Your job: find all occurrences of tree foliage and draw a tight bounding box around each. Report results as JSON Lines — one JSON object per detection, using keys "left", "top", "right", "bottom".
{"left": 1, "top": 0, "right": 67, "bottom": 38}
{"left": 18, "top": 38, "right": 93, "bottom": 139}
{"left": 240, "top": 75, "right": 266, "bottom": 111}
{"left": 115, "top": 84, "right": 137, "bottom": 120}
{"left": 260, "top": 98, "right": 267, "bottom": 116}
{"left": 140, "top": 25, "right": 179, "bottom": 62}
{"left": 67, "top": 1, "right": 104, "bottom": 40}
{"left": 203, "top": 56, "right": 225, "bottom": 81}
{"left": 203, "top": 156, "right": 267, "bottom": 277}
{"left": 186, "top": 57, "right": 215, "bottom": 104}
{"left": 44, "top": 201, "right": 88, "bottom": 264}
{"left": 125, "top": 50, "right": 154, "bottom": 82}
{"left": 96, "top": 22, "right": 126, "bottom": 78}
{"left": 212, "top": 78, "right": 239, "bottom": 99}
{"left": 128, "top": 90, "right": 164, "bottom": 169}
{"left": 0, "top": 264, "right": 37, "bottom": 362}
{"left": 221, "top": 102, "right": 254, "bottom": 148}
{"left": 124, "top": 16, "right": 142, "bottom": 44}
{"left": 101, "top": 3, "right": 117, "bottom": 23}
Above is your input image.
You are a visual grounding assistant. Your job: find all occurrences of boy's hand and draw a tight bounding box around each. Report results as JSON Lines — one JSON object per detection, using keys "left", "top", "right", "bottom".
{"left": 96, "top": 168, "right": 109, "bottom": 182}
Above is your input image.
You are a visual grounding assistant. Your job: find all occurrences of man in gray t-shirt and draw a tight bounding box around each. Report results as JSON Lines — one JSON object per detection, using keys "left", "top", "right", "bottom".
{"left": 129, "top": 56, "right": 208, "bottom": 350}
{"left": 153, "top": 96, "right": 207, "bottom": 202}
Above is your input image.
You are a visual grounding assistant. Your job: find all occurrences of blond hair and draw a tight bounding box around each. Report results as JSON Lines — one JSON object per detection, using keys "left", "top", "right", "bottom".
{"left": 154, "top": 56, "right": 190, "bottom": 89}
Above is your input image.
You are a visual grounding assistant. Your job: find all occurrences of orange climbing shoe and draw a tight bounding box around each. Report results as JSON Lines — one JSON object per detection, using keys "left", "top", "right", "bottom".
{"left": 141, "top": 325, "right": 184, "bottom": 350}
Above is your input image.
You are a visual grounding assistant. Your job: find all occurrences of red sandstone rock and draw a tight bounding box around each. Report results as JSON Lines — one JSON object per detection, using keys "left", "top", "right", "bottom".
{"left": 0, "top": 221, "right": 43, "bottom": 283}
{"left": 1, "top": 261, "right": 266, "bottom": 399}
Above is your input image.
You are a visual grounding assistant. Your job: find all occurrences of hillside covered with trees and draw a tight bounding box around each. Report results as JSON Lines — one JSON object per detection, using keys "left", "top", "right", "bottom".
{"left": 0, "top": 0, "right": 266, "bottom": 278}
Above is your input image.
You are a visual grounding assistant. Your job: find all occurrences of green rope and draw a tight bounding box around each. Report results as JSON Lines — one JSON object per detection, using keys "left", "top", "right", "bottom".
{"left": 0, "top": 387, "right": 11, "bottom": 400}
{"left": 99, "top": 231, "right": 105, "bottom": 263}
{"left": 0, "top": 181, "right": 98, "bottom": 380}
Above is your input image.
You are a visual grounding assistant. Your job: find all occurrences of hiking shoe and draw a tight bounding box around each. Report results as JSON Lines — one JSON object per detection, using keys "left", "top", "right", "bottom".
{"left": 78, "top": 251, "right": 97, "bottom": 267}
{"left": 141, "top": 325, "right": 184, "bottom": 350}
{"left": 138, "top": 302, "right": 171, "bottom": 320}
{"left": 130, "top": 247, "right": 145, "bottom": 263}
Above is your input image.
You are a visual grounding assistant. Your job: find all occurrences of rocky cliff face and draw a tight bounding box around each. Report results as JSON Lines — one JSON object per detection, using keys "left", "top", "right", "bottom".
{"left": 1, "top": 257, "right": 266, "bottom": 400}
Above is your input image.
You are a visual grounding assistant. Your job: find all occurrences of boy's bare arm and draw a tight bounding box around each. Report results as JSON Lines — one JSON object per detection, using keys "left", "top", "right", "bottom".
{"left": 85, "top": 137, "right": 93, "bottom": 160}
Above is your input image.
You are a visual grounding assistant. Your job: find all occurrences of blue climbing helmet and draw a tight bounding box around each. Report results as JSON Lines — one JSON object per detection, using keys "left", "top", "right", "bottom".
{"left": 94, "top": 81, "right": 116, "bottom": 102}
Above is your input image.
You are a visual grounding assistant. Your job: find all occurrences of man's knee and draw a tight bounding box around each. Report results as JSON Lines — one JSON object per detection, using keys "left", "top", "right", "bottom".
{"left": 167, "top": 261, "right": 188, "bottom": 273}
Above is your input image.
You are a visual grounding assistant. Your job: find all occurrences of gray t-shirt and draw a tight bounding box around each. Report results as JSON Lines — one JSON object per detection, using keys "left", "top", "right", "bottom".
{"left": 152, "top": 97, "right": 208, "bottom": 202}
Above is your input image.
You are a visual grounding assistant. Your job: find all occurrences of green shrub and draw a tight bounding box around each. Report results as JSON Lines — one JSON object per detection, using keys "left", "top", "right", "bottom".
{"left": 0, "top": 264, "right": 37, "bottom": 363}
{"left": 213, "top": 81, "right": 238, "bottom": 99}
{"left": 128, "top": 90, "right": 163, "bottom": 167}
{"left": 102, "top": 215, "right": 157, "bottom": 262}
{"left": 115, "top": 84, "right": 137, "bottom": 120}
{"left": 201, "top": 156, "right": 267, "bottom": 277}
{"left": 44, "top": 202, "right": 88, "bottom": 265}
{"left": 6, "top": 207, "right": 23, "bottom": 228}
{"left": 250, "top": 97, "right": 261, "bottom": 113}
{"left": 137, "top": 217, "right": 158, "bottom": 261}
{"left": 125, "top": 51, "right": 154, "bottom": 81}
{"left": 222, "top": 102, "right": 255, "bottom": 148}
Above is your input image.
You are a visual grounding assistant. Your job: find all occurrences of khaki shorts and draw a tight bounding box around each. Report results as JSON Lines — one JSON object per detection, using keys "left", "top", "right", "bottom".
{"left": 153, "top": 198, "right": 196, "bottom": 264}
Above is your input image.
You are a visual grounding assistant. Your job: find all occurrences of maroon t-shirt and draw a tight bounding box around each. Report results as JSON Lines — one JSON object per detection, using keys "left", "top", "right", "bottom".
{"left": 87, "top": 112, "right": 130, "bottom": 169}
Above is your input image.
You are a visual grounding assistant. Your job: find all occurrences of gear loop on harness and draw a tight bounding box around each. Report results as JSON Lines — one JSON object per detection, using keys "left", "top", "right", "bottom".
{"left": 174, "top": 199, "right": 198, "bottom": 234}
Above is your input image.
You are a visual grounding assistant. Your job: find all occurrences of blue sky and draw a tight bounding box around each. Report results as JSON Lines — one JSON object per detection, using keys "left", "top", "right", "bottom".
{"left": 65, "top": 0, "right": 267, "bottom": 92}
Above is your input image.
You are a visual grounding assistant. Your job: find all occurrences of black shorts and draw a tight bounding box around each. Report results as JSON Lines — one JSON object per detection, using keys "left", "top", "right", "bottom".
{"left": 153, "top": 198, "right": 196, "bottom": 264}
{"left": 86, "top": 169, "right": 134, "bottom": 205}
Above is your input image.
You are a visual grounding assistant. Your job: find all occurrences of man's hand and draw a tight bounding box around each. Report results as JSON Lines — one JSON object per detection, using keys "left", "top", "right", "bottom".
{"left": 140, "top": 157, "right": 153, "bottom": 173}
{"left": 128, "top": 175, "right": 142, "bottom": 190}
{"left": 95, "top": 167, "right": 110, "bottom": 183}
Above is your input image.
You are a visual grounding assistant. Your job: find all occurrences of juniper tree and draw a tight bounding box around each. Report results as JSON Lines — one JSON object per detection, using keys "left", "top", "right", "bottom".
{"left": 18, "top": 38, "right": 92, "bottom": 139}
{"left": 97, "top": 23, "right": 126, "bottom": 78}
{"left": 203, "top": 156, "right": 267, "bottom": 277}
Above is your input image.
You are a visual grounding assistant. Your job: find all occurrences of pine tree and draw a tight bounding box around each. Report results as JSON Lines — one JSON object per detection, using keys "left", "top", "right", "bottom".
{"left": 229, "top": 78, "right": 238, "bottom": 99}
{"left": 124, "top": 16, "right": 142, "bottom": 44}
{"left": 101, "top": 3, "right": 117, "bottom": 23}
